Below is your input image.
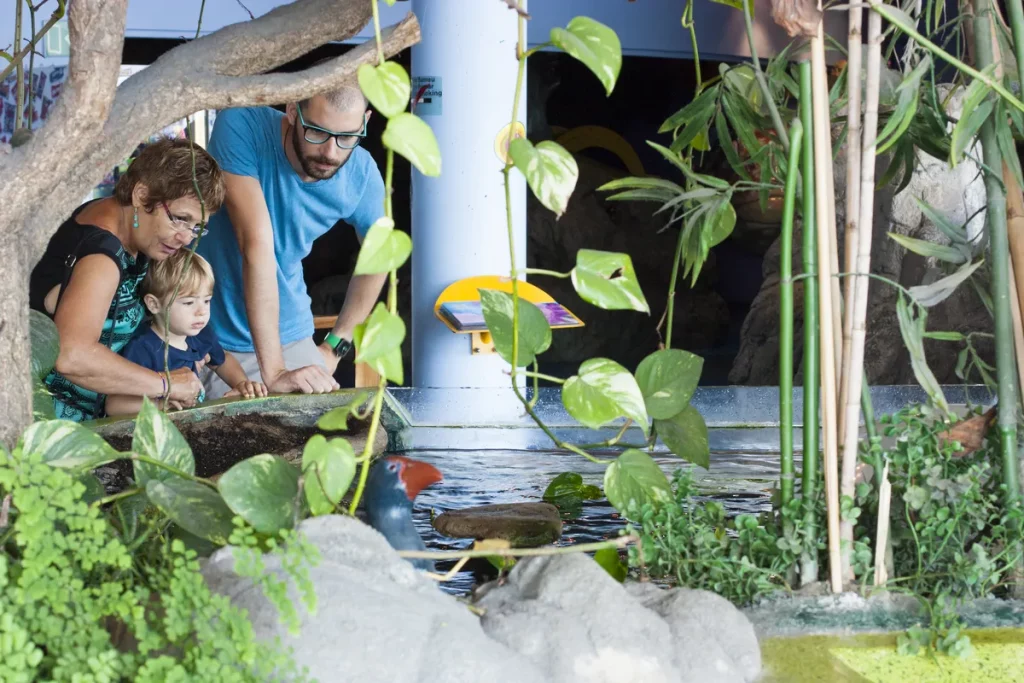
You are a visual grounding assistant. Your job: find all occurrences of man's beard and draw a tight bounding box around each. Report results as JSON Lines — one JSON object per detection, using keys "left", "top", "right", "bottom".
{"left": 292, "top": 128, "right": 347, "bottom": 180}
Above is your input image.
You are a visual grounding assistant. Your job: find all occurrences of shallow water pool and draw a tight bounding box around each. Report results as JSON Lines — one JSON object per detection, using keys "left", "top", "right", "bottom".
{"left": 403, "top": 449, "right": 784, "bottom": 595}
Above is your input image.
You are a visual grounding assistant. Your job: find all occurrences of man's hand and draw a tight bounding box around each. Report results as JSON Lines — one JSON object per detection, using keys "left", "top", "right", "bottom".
{"left": 266, "top": 365, "right": 339, "bottom": 394}
{"left": 317, "top": 342, "right": 342, "bottom": 375}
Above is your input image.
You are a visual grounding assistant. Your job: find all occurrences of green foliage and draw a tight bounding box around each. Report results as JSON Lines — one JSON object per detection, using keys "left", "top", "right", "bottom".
{"left": 316, "top": 391, "right": 372, "bottom": 432}
{"left": 357, "top": 61, "right": 411, "bottom": 118}
{"left": 146, "top": 477, "right": 236, "bottom": 544}
{"left": 354, "top": 217, "right": 412, "bottom": 275}
{"left": 594, "top": 547, "right": 628, "bottom": 582}
{"left": 218, "top": 454, "right": 301, "bottom": 535}
{"left": 509, "top": 139, "right": 579, "bottom": 218}
{"left": 381, "top": 112, "right": 441, "bottom": 177}
{"left": 133, "top": 396, "right": 196, "bottom": 487}
{"left": 479, "top": 289, "right": 552, "bottom": 367}
{"left": 542, "top": 472, "right": 603, "bottom": 513}
{"left": 548, "top": 17, "right": 621, "bottom": 96}
{"left": 354, "top": 303, "right": 405, "bottom": 385}
{"left": 20, "top": 418, "right": 118, "bottom": 469}
{"left": 0, "top": 445, "right": 313, "bottom": 681}
{"left": 655, "top": 405, "right": 710, "bottom": 469}
{"left": 570, "top": 249, "right": 650, "bottom": 313}
{"left": 635, "top": 348, "right": 703, "bottom": 420}
{"left": 301, "top": 435, "right": 357, "bottom": 516}
{"left": 604, "top": 449, "right": 671, "bottom": 517}
{"left": 562, "top": 358, "right": 650, "bottom": 434}
{"left": 29, "top": 309, "right": 59, "bottom": 383}
{"left": 627, "top": 469, "right": 799, "bottom": 605}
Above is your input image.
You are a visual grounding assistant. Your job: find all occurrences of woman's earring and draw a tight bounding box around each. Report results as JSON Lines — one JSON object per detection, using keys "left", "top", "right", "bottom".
{"left": 132, "top": 207, "right": 139, "bottom": 229}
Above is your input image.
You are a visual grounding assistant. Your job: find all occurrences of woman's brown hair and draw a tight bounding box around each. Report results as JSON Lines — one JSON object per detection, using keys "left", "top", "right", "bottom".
{"left": 114, "top": 137, "right": 225, "bottom": 216}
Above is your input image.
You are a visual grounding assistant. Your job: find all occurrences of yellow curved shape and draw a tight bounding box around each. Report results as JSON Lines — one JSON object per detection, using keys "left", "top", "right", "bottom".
{"left": 433, "top": 275, "right": 583, "bottom": 334}
{"left": 554, "top": 125, "right": 646, "bottom": 177}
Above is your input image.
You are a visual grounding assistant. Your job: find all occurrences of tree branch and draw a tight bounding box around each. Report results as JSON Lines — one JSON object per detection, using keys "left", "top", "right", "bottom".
{"left": 12, "top": 4, "right": 419, "bottom": 264}
{"left": 0, "top": 0, "right": 126, "bottom": 251}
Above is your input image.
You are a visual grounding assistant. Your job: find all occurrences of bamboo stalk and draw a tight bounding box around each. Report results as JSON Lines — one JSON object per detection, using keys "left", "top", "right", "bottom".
{"left": 779, "top": 119, "right": 805, "bottom": 508}
{"left": 799, "top": 59, "right": 822, "bottom": 587}
{"left": 14, "top": 0, "right": 25, "bottom": 131}
{"left": 839, "top": 2, "right": 864, "bottom": 450}
{"left": 975, "top": 0, "right": 1021, "bottom": 507}
{"left": 873, "top": 461, "right": 891, "bottom": 587}
{"left": 837, "top": 5, "right": 884, "bottom": 587}
{"left": 1006, "top": 0, "right": 1024, "bottom": 95}
{"left": 1005, "top": 167, "right": 1024, "bottom": 397}
{"left": 812, "top": 23, "right": 843, "bottom": 594}
{"left": 1007, "top": 256, "right": 1024, "bottom": 399}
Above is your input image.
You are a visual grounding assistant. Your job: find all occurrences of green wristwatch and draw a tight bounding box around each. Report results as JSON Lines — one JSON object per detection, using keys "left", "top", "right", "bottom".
{"left": 325, "top": 332, "right": 353, "bottom": 359}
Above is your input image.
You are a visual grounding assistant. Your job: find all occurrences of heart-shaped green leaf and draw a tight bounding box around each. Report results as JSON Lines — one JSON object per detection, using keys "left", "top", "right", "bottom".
{"left": 478, "top": 289, "right": 552, "bottom": 367}
{"left": 354, "top": 217, "right": 412, "bottom": 275}
{"left": 655, "top": 405, "right": 710, "bottom": 469}
{"left": 353, "top": 303, "right": 405, "bottom": 384}
{"left": 635, "top": 349, "right": 704, "bottom": 420}
{"left": 20, "top": 419, "right": 119, "bottom": 470}
{"left": 77, "top": 474, "right": 106, "bottom": 505}
{"left": 549, "top": 17, "right": 622, "bottom": 96}
{"left": 571, "top": 250, "right": 649, "bottom": 313}
{"left": 147, "top": 477, "right": 236, "bottom": 545}
{"left": 509, "top": 138, "right": 578, "bottom": 218}
{"left": 218, "top": 454, "right": 300, "bottom": 534}
{"left": 32, "top": 378, "right": 56, "bottom": 422}
{"left": 382, "top": 112, "right": 441, "bottom": 177}
{"left": 594, "top": 546, "right": 627, "bottom": 582}
{"left": 316, "top": 391, "right": 372, "bottom": 431}
{"left": 562, "top": 358, "right": 649, "bottom": 435}
{"left": 301, "top": 435, "right": 357, "bottom": 516}
{"left": 357, "top": 61, "right": 411, "bottom": 118}
{"left": 604, "top": 449, "right": 671, "bottom": 517}
{"left": 542, "top": 472, "right": 603, "bottom": 509}
{"left": 115, "top": 492, "right": 152, "bottom": 544}
{"left": 30, "top": 310, "right": 60, "bottom": 382}
{"left": 132, "top": 397, "right": 195, "bottom": 488}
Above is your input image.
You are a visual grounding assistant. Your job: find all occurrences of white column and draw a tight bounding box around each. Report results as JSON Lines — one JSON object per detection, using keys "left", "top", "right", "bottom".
{"left": 410, "top": 0, "right": 528, "bottom": 391}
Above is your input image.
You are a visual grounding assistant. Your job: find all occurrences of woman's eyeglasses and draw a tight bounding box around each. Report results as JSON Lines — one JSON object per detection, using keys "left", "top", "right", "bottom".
{"left": 161, "top": 202, "right": 208, "bottom": 239}
{"left": 296, "top": 103, "right": 368, "bottom": 149}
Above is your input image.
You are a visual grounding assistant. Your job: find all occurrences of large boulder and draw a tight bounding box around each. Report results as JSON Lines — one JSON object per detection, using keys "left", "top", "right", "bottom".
{"left": 729, "top": 84, "right": 992, "bottom": 385}
{"left": 202, "top": 515, "right": 544, "bottom": 683}
{"left": 203, "top": 516, "right": 763, "bottom": 682}
{"left": 475, "top": 553, "right": 762, "bottom": 683}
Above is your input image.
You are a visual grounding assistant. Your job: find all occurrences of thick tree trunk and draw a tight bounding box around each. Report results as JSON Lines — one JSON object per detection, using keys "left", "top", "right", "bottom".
{"left": 0, "top": 243, "right": 32, "bottom": 448}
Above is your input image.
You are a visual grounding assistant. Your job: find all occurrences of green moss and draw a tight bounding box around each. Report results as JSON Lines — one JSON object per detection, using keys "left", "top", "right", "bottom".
{"left": 760, "top": 629, "right": 1024, "bottom": 682}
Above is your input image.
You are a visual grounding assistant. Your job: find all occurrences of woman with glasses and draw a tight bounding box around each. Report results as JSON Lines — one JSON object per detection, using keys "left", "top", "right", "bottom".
{"left": 29, "top": 137, "right": 226, "bottom": 421}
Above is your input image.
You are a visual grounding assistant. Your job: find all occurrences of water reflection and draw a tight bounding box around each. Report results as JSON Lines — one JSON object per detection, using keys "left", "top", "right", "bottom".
{"left": 405, "top": 449, "right": 784, "bottom": 595}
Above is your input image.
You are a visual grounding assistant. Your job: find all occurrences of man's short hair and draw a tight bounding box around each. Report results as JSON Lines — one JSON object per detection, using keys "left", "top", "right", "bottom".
{"left": 299, "top": 58, "right": 368, "bottom": 113}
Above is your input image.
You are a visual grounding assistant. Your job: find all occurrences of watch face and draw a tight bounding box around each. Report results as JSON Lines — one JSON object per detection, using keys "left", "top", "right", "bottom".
{"left": 333, "top": 339, "right": 353, "bottom": 358}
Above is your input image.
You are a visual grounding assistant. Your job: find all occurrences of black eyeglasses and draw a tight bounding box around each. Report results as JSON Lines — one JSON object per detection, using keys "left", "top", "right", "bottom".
{"left": 296, "top": 102, "right": 368, "bottom": 149}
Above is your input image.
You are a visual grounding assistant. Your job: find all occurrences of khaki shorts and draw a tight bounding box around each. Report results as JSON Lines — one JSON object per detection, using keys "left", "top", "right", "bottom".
{"left": 202, "top": 336, "right": 325, "bottom": 400}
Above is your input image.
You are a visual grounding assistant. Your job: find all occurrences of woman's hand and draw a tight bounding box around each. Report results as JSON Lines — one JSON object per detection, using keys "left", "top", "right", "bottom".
{"left": 166, "top": 367, "right": 203, "bottom": 407}
{"left": 224, "top": 380, "right": 268, "bottom": 399}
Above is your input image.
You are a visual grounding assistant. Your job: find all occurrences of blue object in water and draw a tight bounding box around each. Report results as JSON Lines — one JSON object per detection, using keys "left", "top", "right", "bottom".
{"left": 365, "top": 456, "right": 444, "bottom": 572}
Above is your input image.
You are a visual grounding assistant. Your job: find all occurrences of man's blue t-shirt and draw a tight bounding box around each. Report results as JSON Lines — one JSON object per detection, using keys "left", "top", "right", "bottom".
{"left": 197, "top": 106, "right": 385, "bottom": 353}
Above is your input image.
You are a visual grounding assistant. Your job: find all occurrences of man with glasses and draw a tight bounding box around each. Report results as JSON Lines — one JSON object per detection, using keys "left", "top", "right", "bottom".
{"left": 196, "top": 80, "right": 387, "bottom": 398}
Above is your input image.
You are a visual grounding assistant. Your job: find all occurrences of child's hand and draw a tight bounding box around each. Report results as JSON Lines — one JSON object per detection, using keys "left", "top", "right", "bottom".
{"left": 226, "top": 380, "right": 268, "bottom": 399}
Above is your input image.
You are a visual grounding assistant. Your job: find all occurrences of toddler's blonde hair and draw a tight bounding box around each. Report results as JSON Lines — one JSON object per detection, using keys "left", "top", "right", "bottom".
{"left": 143, "top": 250, "right": 215, "bottom": 303}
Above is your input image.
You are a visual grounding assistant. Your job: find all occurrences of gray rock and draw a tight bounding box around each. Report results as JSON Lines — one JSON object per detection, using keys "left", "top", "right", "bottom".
{"left": 202, "top": 515, "right": 544, "bottom": 683}
{"left": 475, "top": 554, "right": 762, "bottom": 683}
{"left": 432, "top": 502, "right": 562, "bottom": 547}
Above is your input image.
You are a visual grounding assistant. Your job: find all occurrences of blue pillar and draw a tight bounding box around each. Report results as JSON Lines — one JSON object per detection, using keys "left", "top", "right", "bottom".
{"left": 410, "top": 0, "right": 527, "bottom": 391}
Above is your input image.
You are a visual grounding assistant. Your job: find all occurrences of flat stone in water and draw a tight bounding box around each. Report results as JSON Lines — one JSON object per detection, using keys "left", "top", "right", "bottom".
{"left": 433, "top": 502, "right": 562, "bottom": 547}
